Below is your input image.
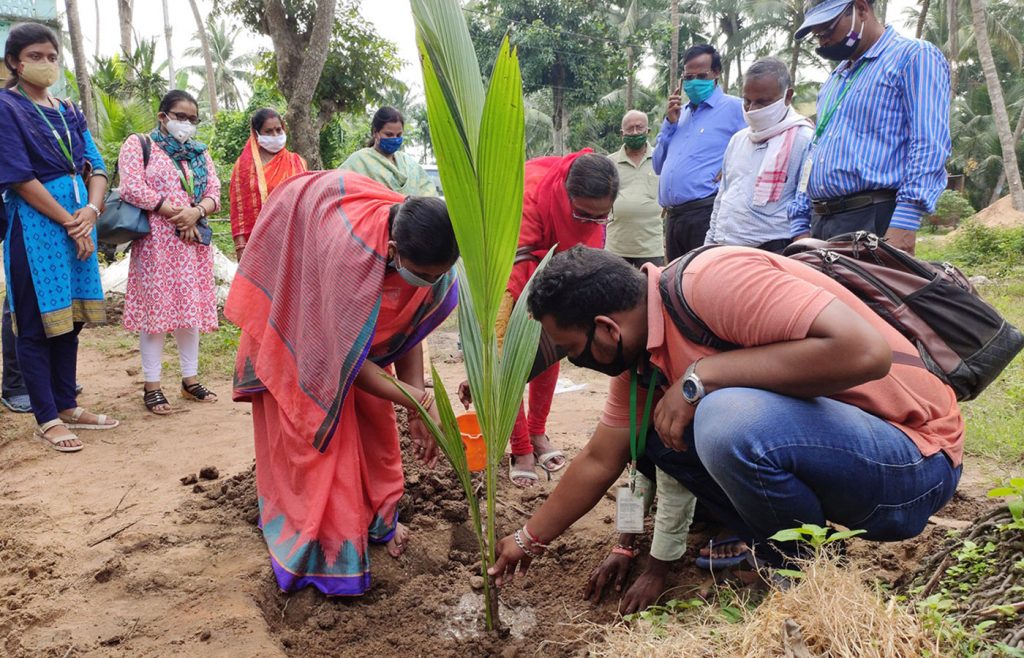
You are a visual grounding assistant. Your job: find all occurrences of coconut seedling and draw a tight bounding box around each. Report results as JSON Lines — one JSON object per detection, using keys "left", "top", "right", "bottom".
{"left": 396, "top": 0, "right": 541, "bottom": 632}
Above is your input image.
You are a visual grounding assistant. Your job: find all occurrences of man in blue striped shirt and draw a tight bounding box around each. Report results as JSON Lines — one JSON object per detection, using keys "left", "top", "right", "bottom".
{"left": 788, "top": 0, "right": 951, "bottom": 254}
{"left": 654, "top": 44, "right": 746, "bottom": 261}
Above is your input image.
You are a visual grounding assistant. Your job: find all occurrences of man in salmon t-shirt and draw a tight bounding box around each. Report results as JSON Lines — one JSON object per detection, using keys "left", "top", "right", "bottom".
{"left": 486, "top": 245, "right": 964, "bottom": 586}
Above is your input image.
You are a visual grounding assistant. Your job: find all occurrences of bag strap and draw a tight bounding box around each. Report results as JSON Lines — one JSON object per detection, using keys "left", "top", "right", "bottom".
{"left": 109, "top": 133, "right": 152, "bottom": 187}
{"left": 658, "top": 245, "right": 740, "bottom": 352}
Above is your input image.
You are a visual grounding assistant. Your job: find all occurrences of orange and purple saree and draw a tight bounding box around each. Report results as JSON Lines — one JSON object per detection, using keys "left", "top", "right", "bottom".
{"left": 225, "top": 171, "right": 457, "bottom": 596}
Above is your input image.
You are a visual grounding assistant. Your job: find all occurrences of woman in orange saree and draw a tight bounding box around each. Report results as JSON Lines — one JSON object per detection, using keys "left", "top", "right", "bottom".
{"left": 228, "top": 108, "right": 307, "bottom": 260}
{"left": 225, "top": 170, "right": 459, "bottom": 596}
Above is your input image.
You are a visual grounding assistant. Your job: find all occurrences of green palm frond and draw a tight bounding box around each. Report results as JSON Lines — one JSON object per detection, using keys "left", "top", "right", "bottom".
{"left": 412, "top": 0, "right": 539, "bottom": 632}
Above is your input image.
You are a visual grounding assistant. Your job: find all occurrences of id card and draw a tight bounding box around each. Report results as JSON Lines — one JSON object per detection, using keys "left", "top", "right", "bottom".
{"left": 798, "top": 155, "right": 813, "bottom": 194}
{"left": 616, "top": 486, "right": 644, "bottom": 534}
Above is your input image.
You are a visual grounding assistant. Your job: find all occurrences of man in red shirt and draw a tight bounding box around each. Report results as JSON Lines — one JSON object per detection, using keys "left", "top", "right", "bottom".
{"left": 489, "top": 245, "right": 963, "bottom": 585}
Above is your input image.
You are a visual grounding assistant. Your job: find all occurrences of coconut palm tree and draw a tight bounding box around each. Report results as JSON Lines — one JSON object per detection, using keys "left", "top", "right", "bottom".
{"left": 969, "top": 0, "right": 1024, "bottom": 210}
{"left": 65, "top": 0, "right": 97, "bottom": 133}
{"left": 186, "top": 0, "right": 219, "bottom": 115}
{"left": 184, "top": 17, "right": 253, "bottom": 112}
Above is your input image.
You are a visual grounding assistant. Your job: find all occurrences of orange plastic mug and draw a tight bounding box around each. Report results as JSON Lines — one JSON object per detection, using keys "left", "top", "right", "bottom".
{"left": 457, "top": 412, "right": 487, "bottom": 472}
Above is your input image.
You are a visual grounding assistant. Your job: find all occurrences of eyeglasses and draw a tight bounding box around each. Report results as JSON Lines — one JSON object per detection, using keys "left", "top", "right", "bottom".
{"left": 571, "top": 209, "right": 614, "bottom": 225}
{"left": 811, "top": 4, "right": 854, "bottom": 39}
{"left": 681, "top": 72, "right": 714, "bottom": 82}
{"left": 622, "top": 128, "right": 649, "bottom": 135}
{"left": 165, "top": 111, "right": 202, "bottom": 125}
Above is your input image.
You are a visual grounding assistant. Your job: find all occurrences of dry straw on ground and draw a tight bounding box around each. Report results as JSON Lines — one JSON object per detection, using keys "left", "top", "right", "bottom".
{"left": 590, "top": 556, "right": 945, "bottom": 658}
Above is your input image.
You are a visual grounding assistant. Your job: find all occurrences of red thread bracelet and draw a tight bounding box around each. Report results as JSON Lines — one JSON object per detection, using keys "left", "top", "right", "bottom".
{"left": 612, "top": 545, "right": 636, "bottom": 559}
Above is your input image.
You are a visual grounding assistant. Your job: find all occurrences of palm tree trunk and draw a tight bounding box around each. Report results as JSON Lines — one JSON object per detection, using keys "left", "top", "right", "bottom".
{"left": 163, "top": 0, "right": 176, "bottom": 86}
{"left": 551, "top": 61, "right": 567, "bottom": 155}
{"left": 970, "top": 0, "right": 1024, "bottom": 210}
{"left": 988, "top": 107, "right": 1024, "bottom": 206}
{"left": 947, "top": 0, "right": 958, "bottom": 98}
{"left": 64, "top": 0, "right": 97, "bottom": 134}
{"left": 625, "top": 45, "right": 635, "bottom": 110}
{"left": 789, "top": 34, "right": 800, "bottom": 83}
{"left": 877, "top": 0, "right": 888, "bottom": 23}
{"left": 669, "top": 0, "right": 680, "bottom": 94}
{"left": 117, "top": 0, "right": 133, "bottom": 59}
{"left": 187, "top": 0, "right": 219, "bottom": 115}
{"left": 916, "top": 0, "right": 931, "bottom": 38}
{"left": 94, "top": 0, "right": 100, "bottom": 59}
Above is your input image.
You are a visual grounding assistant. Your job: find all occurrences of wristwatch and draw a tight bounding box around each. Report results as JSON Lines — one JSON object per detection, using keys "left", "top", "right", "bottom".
{"left": 681, "top": 359, "right": 706, "bottom": 405}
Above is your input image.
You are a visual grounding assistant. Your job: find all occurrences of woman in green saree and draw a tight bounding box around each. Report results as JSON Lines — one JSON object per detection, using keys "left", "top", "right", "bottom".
{"left": 340, "top": 106, "right": 437, "bottom": 197}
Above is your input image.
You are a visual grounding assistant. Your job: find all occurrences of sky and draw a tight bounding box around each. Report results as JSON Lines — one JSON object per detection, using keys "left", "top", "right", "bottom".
{"left": 62, "top": 0, "right": 920, "bottom": 101}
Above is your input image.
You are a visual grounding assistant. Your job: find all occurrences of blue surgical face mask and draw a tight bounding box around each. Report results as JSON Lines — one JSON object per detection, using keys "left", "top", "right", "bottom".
{"left": 683, "top": 78, "right": 716, "bottom": 106}
{"left": 391, "top": 252, "right": 436, "bottom": 287}
{"left": 378, "top": 136, "right": 403, "bottom": 154}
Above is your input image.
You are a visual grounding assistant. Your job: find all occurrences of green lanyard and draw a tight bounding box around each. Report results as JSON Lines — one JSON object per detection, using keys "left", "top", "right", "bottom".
{"left": 813, "top": 60, "right": 868, "bottom": 143}
{"left": 629, "top": 365, "right": 661, "bottom": 491}
{"left": 173, "top": 160, "right": 196, "bottom": 200}
{"left": 19, "top": 85, "right": 74, "bottom": 173}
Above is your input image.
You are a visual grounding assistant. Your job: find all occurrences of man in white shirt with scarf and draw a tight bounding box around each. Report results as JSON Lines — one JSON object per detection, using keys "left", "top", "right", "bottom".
{"left": 705, "top": 57, "right": 813, "bottom": 253}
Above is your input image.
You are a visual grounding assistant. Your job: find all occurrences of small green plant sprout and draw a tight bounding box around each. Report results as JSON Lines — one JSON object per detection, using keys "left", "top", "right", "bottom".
{"left": 769, "top": 524, "right": 867, "bottom": 580}
{"left": 987, "top": 478, "right": 1024, "bottom": 529}
{"left": 623, "top": 598, "right": 707, "bottom": 628}
{"left": 769, "top": 524, "right": 867, "bottom": 552}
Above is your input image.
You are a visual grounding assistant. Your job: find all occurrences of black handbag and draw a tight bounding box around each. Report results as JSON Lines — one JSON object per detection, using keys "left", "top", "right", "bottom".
{"left": 97, "top": 134, "right": 152, "bottom": 245}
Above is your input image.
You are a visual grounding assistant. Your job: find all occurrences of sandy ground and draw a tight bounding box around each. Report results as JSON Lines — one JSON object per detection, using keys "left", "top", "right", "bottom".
{"left": 0, "top": 324, "right": 1004, "bottom": 657}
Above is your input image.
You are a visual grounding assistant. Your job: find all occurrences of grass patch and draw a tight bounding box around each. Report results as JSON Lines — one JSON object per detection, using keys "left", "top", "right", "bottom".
{"left": 916, "top": 227, "right": 1024, "bottom": 461}
{"left": 209, "top": 218, "right": 236, "bottom": 260}
{"left": 590, "top": 555, "right": 948, "bottom": 658}
{"left": 199, "top": 321, "right": 241, "bottom": 380}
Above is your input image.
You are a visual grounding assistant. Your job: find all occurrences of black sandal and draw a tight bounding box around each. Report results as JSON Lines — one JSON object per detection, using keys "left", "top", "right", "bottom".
{"left": 182, "top": 380, "right": 218, "bottom": 403}
{"left": 144, "top": 388, "right": 172, "bottom": 415}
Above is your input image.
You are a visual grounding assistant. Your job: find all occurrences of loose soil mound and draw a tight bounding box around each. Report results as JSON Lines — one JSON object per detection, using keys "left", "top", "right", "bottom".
{"left": 973, "top": 196, "right": 1024, "bottom": 230}
{"left": 186, "top": 412, "right": 619, "bottom": 657}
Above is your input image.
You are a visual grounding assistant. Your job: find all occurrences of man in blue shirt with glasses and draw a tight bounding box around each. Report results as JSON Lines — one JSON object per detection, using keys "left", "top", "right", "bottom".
{"left": 788, "top": 0, "right": 951, "bottom": 255}
{"left": 653, "top": 44, "right": 746, "bottom": 261}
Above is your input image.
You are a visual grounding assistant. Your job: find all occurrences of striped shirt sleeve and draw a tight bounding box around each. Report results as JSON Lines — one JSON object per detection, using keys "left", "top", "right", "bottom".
{"left": 891, "top": 43, "right": 951, "bottom": 231}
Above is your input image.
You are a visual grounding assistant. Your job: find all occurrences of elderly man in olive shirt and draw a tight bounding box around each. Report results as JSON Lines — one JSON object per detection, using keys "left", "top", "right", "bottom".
{"left": 606, "top": 110, "right": 664, "bottom": 268}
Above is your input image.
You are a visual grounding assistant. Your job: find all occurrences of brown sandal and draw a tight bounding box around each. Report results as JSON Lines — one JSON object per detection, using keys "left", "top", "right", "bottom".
{"left": 181, "top": 380, "right": 217, "bottom": 403}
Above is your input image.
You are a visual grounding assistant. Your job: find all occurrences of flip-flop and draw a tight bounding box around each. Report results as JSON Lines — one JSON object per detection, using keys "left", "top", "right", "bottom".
{"left": 534, "top": 449, "right": 567, "bottom": 473}
{"left": 695, "top": 537, "right": 752, "bottom": 570}
{"left": 60, "top": 406, "right": 120, "bottom": 430}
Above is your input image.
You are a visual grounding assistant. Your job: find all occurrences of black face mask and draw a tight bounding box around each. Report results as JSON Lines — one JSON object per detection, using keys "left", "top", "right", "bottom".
{"left": 815, "top": 8, "right": 862, "bottom": 61}
{"left": 568, "top": 324, "right": 632, "bottom": 377}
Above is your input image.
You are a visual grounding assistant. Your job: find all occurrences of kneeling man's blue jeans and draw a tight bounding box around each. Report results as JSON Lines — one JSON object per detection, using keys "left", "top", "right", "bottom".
{"left": 648, "top": 388, "right": 961, "bottom": 559}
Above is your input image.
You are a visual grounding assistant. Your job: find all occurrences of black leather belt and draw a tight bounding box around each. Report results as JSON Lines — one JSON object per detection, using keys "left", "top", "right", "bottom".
{"left": 812, "top": 189, "right": 897, "bottom": 216}
{"left": 665, "top": 194, "right": 716, "bottom": 216}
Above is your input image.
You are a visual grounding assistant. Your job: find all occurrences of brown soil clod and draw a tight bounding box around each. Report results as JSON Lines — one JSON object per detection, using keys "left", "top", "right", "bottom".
{"left": 180, "top": 474, "right": 198, "bottom": 485}
{"left": 199, "top": 466, "right": 220, "bottom": 481}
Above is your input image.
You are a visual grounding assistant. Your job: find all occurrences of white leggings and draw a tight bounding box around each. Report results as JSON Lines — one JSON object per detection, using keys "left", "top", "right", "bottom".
{"left": 140, "top": 328, "right": 200, "bottom": 382}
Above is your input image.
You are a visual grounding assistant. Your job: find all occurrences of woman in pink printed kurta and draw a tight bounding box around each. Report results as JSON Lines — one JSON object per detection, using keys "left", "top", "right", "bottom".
{"left": 117, "top": 91, "right": 222, "bottom": 415}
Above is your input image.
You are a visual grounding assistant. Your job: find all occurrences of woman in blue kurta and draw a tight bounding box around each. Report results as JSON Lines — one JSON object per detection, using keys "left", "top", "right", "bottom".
{"left": 1, "top": 23, "right": 119, "bottom": 451}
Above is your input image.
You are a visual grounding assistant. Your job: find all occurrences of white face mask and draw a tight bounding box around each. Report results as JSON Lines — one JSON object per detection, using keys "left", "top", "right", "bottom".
{"left": 165, "top": 119, "right": 197, "bottom": 143}
{"left": 743, "top": 95, "right": 789, "bottom": 133}
{"left": 257, "top": 133, "right": 288, "bottom": 153}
